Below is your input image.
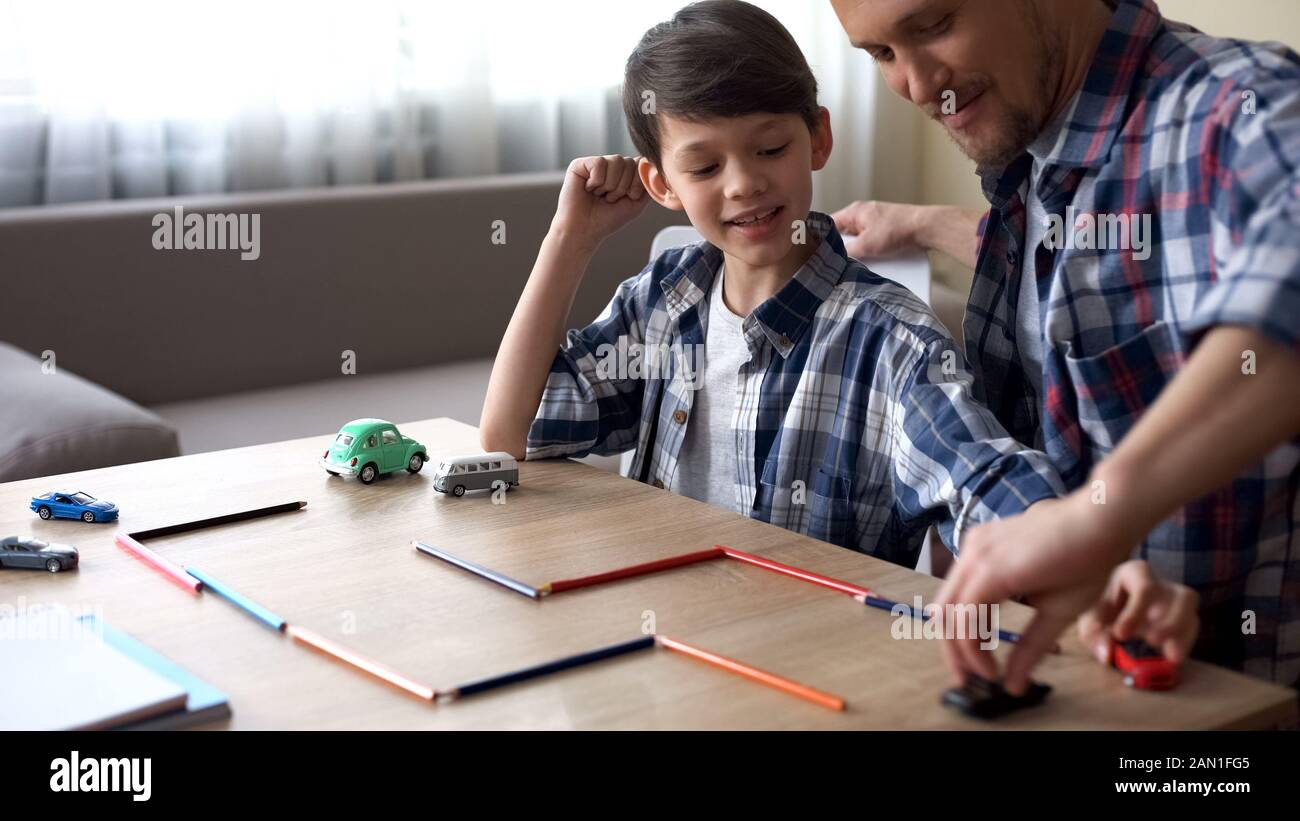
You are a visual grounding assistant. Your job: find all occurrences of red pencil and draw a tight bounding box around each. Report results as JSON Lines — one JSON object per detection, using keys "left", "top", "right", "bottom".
{"left": 656, "top": 635, "right": 846, "bottom": 711}
{"left": 543, "top": 547, "right": 726, "bottom": 595}
{"left": 717, "top": 545, "right": 873, "bottom": 598}
{"left": 114, "top": 532, "right": 201, "bottom": 595}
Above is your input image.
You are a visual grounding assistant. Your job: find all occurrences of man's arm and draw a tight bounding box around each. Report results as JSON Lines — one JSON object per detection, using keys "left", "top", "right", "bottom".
{"left": 933, "top": 325, "right": 1300, "bottom": 694}
{"left": 829, "top": 201, "right": 983, "bottom": 268}
{"left": 479, "top": 155, "right": 647, "bottom": 458}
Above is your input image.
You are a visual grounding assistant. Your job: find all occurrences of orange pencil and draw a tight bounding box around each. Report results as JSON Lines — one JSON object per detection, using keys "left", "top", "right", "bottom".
{"left": 287, "top": 625, "right": 437, "bottom": 701}
{"left": 656, "top": 635, "right": 845, "bottom": 711}
{"left": 717, "top": 545, "right": 873, "bottom": 598}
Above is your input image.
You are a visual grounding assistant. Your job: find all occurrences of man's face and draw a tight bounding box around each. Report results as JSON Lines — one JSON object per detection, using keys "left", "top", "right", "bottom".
{"left": 640, "top": 110, "right": 831, "bottom": 270}
{"left": 831, "top": 0, "right": 1060, "bottom": 167}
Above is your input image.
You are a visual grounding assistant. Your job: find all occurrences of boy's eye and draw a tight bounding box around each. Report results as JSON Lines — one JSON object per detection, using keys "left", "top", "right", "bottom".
{"left": 688, "top": 164, "right": 718, "bottom": 178}
{"left": 762, "top": 142, "right": 791, "bottom": 157}
{"left": 869, "top": 47, "right": 894, "bottom": 63}
{"left": 921, "top": 14, "right": 953, "bottom": 37}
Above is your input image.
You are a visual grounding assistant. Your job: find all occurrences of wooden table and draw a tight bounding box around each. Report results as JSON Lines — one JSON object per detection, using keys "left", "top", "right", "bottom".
{"left": 2, "top": 418, "right": 1293, "bottom": 729}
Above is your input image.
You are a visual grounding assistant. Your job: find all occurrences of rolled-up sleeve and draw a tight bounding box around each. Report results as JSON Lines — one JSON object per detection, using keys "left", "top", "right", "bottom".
{"left": 525, "top": 268, "right": 652, "bottom": 461}
{"left": 889, "top": 335, "right": 1066, "bottom": 554}
{"left": 1185, "top": 78, "right": 1300, "bottom": 351}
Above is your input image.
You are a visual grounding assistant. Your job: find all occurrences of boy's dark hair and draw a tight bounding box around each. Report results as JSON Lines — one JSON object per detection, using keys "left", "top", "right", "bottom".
{"left": 622, "top": 0, "right": 820, "bottom": 169}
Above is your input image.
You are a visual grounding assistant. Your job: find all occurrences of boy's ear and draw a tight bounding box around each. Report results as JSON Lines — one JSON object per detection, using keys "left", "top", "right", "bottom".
{"left": 638, "top": 157, "right": 685, "bottom": 211}
{"left": 810, "top": 106, "right": 833, "bottom": 172}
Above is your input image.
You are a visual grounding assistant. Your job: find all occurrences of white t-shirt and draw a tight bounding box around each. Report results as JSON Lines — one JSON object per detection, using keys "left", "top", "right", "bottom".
{"left": 669, "top": 262, "right": 750, "bottom": 512}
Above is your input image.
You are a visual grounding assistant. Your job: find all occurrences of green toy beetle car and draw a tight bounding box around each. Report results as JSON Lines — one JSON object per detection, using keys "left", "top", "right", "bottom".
{"left": 320, "top": 419, "right": 428, "bottom": 485}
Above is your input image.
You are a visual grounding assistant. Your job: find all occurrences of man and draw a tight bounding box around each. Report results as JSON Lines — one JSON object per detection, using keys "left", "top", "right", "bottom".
{"left": 830, "top": 0, "right": 1300, "bottom": 692}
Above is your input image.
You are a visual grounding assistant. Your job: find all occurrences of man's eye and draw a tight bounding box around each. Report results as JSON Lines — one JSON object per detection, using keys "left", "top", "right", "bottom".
{"left": 689, "top": 164, "right": 718, "bottom": 177}
{"left": 870, "top": 47, "right": 894, "bottom": 62}
{"left": 762, "top": 142, "right": 791, "bottom": 157}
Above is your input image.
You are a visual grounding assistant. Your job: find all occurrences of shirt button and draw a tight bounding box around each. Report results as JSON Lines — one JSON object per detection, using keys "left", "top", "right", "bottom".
{"left": 672, "top": 409, "right": 687, "bottom": 424}
{"left": 779, "top": 334, "right": 791, "bottom": 348}
{"left": 1006, "top": 249, "right": 1018, "bottom": 266}
{"left": 652, "top": 479, "right": 664, "bottom": 489}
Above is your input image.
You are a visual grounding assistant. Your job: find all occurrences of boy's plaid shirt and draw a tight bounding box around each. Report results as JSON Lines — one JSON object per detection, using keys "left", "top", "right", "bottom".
{"left": 965, "top": 0, "right": 1300, "bottom": 684}
{"left": 527, "top": 211, "right": 1064, "bottom": 571}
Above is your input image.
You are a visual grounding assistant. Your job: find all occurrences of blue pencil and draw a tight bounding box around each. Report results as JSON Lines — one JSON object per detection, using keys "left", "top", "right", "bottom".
{"left": 185, "top": 566, "right": 287, "bottom": 631}
{"left": 412, "top": 540, "right": 542, "bottom": 599}
{"left": 442, "top": 635, "right": 656, "bottom": 700}
{"left": 856, "top": 594, "right": 1040, "bottom": 649}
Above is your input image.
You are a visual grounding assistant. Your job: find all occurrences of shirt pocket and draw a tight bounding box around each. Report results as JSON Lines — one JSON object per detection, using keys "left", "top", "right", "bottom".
{"left": 758, "top": 456, "right": 856, "bottom": 549}
{"left": 1056, "top": 320, "right": 1185, "bottom": 461}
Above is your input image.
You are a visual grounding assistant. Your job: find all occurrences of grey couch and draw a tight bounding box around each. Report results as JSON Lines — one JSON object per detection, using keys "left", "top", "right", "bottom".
{"left": 0, "top": 173, "right": 686, "bottom": 480}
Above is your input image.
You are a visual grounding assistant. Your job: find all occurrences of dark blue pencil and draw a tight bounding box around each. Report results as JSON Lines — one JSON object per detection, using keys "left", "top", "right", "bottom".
{"left": 412, "top": 540, "right": 542, "bottom": 599}
{"left": 856, "top": 594, "right": 1048, "bottom": 649}
{"left": 442, "top": 635, "right": 656, "bottom": 700}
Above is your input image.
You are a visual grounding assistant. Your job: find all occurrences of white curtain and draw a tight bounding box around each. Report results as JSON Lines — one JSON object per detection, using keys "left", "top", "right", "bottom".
{"left": 0, "top": 0, "right": 884, "bottom": 209}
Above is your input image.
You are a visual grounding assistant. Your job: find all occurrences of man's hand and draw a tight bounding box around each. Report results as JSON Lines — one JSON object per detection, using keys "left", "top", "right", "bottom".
{"left": 931, "top": 492, "right": 1137, "bottom": 695}
{"left": 829, "top": 200, "right": 923, "bottom": 259}
{"left": 551, "top": 155, "right": 648, "bottom": 249}
{"left": 1078, "top": 560, "right": 1200, "bottom": 666}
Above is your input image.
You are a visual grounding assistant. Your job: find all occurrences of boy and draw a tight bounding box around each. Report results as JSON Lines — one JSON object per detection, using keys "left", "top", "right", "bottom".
{"left": 479, "top": 1, "right": 1196, "bottom": 660}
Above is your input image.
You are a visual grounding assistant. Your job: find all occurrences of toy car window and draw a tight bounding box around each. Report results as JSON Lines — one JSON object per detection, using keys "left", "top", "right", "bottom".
{"left": 479, "top": 462, "right": 490, "bottom": 470}
{"left": 382, "top": 430, "right": 398, "bottom": 445}
{"left": 71, "top": 492, "right": 93, "bottom": 504}
{"left": 366, "top": 435, "right": 378, "bottom": 448}
{"left": 335, "top": 434, "right": 353, "bottom": 446}
{"left": 28, "top": 539, "right": 47, "bottom": 548}
{"left": 56, "top": 495, "right": 70, "bottom": 503}
{"left": 491, "top": 461, "right": 500, "bottom": 469}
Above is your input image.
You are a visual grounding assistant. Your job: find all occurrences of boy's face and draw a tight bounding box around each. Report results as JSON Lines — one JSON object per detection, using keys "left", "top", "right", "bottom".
{"left": 639, "top": 109, "right": 833, "bottom": 270}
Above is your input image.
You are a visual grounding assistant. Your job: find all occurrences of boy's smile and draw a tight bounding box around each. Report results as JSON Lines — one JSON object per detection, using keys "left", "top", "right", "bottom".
{"left": 639, "top": 109, "right": 834, "bottom": 314}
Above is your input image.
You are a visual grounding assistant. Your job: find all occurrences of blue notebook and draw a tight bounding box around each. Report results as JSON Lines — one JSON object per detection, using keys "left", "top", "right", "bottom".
{"left": 78, "top": 615, "right": 232, "bottom": 730}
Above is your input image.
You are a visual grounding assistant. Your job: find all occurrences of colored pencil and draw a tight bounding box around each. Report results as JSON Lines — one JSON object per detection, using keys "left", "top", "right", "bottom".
{"left": 655, "top": 635, "right": 846, "bottom": 711}
{"left": 543, "top": 548, "right": 726, "bottom": 595}
{"left": 441, "top": 636, "right": 656, "bottom": 701}
{"left": 717, "top": 545, "right": 874, "bottom": 598}
{"left": 184, "top": 566, "right": 287, "bottom": 631}
{"left": 412, "top": 541, "right": 542, "bottom": 599}
{"left": 854, "top": 594, "right": 1058, "bottom": 652}
{"left": 114, "top": 532, "right": 201, "bottom": 595}
{"left": 129, "top": 500, "right": 307, "bottom": 541}
{"left": 286, "top": 625, "right": 437, "bottom": 701}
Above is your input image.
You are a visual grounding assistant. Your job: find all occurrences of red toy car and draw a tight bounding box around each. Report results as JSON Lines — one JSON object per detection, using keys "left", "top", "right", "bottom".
{"left": 1110, "top": 639, "right": 1179, "bottom": 690}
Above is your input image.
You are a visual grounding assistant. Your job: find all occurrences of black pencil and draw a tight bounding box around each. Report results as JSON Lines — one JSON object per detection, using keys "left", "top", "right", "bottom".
{"left": 412, "top": 540, "right": 542, "bottom": 599}
{"left": 129, "top": 501, "right": 307, "bottom": 541}
{"left": 441, "top": 636, "right": 656, "bottom": 700}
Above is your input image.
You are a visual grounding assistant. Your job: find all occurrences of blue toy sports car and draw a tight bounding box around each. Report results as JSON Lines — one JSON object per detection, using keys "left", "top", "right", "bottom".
{"left": 30, "top": 491, "right": 119, "bottom": 523}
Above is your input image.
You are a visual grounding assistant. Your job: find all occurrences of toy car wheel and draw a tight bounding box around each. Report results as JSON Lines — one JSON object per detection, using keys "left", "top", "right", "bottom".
{"left": 37, "top": 506, "right": 52, "bottom": 520}
{"left": 407, "top": 454, "right": 425, "bottom": 474}
{"left": 453, "top": 484, "right": 466, "bottom": 497}
{"left": 359, "top": 464, "right": 378, "bottom": 484}
{"left": 46, "top": 559, "right": 62, "bottom": 573}
{"left": 82, "top": 511, "right": 96, "bottom": 523}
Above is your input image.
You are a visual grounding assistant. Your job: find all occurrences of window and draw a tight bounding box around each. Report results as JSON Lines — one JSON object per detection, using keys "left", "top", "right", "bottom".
{"left": 467, "top": 464, "right": 477, "bottom": 472}
{"left": 335, "top": 434, "right": 354, "bottom": 447}
{"left": 491, "top": 461, "right": 500, "bottom": 469}
{"left": 479, "top": 462, "right": 490, "bottom": 471}
{"left": 382, "top": 430, "right": 399, "bottom": 445}
{"left": 366, "top": 435, "right": 378, "bottom": 448}
{"left": 55, "top": 495, "right": 70, "bottom": 503}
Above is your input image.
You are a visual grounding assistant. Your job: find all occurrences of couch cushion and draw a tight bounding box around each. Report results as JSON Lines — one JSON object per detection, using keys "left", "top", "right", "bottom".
{"left": 0, "top": 342, "right": 179, "bottom": 481}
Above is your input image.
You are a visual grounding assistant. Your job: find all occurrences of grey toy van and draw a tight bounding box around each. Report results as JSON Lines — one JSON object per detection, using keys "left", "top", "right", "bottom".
{"left": 432, "top": 453, "right": 519, "bottom": 496}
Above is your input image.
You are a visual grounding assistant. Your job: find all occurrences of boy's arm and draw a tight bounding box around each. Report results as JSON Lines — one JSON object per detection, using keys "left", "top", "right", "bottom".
{"left": 479, "top": 155, "right": 648, "bottom": 459}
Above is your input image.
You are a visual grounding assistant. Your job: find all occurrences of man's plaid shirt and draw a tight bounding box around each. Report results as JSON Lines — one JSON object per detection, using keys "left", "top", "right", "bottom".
{"left": 528, "top": 211, "right": 1064, "bottom": 571}
{"left": 966, "top": 0, "right": 1300, "bottom": 684}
